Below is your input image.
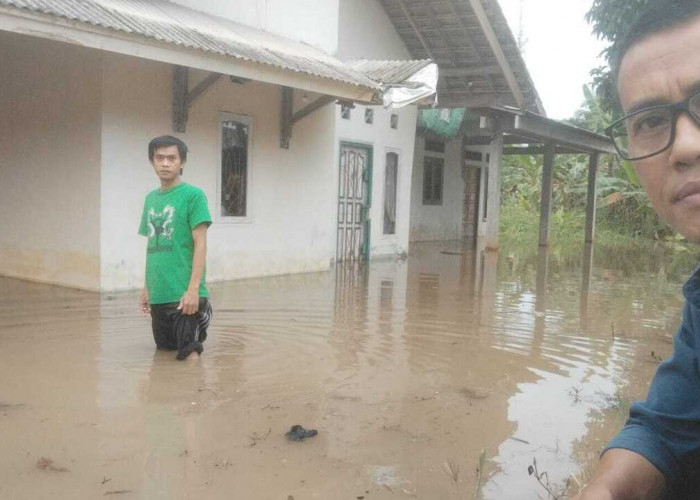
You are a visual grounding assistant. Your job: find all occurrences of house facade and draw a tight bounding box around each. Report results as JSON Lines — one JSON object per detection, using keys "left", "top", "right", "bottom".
{"left": 0, "top": 0, "right": 426, "bottom": 291}
{"left": 0, "top": 0, "right": 612, "bottom": 292}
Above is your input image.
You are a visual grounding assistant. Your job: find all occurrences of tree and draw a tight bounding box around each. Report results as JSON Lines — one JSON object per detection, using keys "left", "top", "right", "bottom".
{"left": 585, "top": 0, "right": 653, "bottom": 115}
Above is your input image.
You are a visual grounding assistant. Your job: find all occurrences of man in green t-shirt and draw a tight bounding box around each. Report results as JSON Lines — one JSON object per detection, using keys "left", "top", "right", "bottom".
{"left": 138, "top": 135, "right": 213, "bottom": 361}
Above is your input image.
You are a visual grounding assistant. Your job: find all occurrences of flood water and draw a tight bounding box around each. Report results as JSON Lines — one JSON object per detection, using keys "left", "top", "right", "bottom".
{"left": 0, "top": 240, "right": 696, "bottom": 499}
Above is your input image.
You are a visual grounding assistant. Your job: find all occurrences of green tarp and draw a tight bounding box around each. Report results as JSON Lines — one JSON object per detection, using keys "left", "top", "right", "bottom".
{"left": 418, "top": 108, "right": 467, "bottom": 138}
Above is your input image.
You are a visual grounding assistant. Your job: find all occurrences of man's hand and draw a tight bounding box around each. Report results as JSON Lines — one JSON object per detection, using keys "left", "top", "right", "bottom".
{"left": 571, "top": 449, "right": 665, "bottom": 500}
{"left": 139, "top": 289, "right": 151, "bottom": 316}
{"left": 178, "top": 289, "right": 199, "bottom": 315}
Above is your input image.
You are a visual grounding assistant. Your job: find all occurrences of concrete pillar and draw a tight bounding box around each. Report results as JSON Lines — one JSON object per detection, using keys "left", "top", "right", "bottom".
{"left": 585, "top": 153, "right": 600, "bottom": 244}
{"left": 484, "top": 125, "right": 504, "bottom": 250}
{"left": 538, "top": 143, "right": 556, "bottom": 247}
{"left": 535, "top": 245, "right": 549, "bottom": 313}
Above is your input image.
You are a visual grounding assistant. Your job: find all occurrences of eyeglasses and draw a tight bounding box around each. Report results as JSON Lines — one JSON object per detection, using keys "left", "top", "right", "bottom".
{"left": 605, "top": 89, "right": 700, "bottom": 161}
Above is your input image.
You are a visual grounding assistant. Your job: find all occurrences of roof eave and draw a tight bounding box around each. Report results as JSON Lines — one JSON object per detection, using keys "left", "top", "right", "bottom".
{"left": 0, "top": 7, "right": 378, "bottom": 103}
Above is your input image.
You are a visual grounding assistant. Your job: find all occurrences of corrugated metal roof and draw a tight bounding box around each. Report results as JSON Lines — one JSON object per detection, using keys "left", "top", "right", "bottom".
{"left": 379, "top": 0, "right": 544, "bottom": 114}
{"left": 0, "top": 0, "right": 381, "bottom": 89}
{"left": 346, "top": 59, "right": 433, "bottom": 85}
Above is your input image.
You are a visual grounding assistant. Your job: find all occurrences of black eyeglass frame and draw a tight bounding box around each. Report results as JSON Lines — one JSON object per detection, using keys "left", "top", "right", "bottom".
{"left": 605, "top": 89, "right": 700, "bottom": 161}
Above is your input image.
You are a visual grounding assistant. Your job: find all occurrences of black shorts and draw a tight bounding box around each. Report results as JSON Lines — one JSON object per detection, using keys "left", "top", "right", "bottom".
{"left": 150, "top": 297, "right": 212, "bottom": 360}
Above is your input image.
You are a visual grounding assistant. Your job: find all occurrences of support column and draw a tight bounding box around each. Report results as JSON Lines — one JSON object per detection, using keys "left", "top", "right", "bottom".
{"left": 280, "top": 86, "right": 294, "bottom": 149}
{"left": 585, "top": 153, "right": 600, "bottom": 244}
{"left": 538, "top": 142, "right": 556, "bottom": 247}
{"left": 535, "top": 245, "right": 549, "bottom": 312}
{"left": 580, "top": 241, "right": 594, "bottom": 328}
{"left": 172, "top": 65, "right": 188, "bottom": 133}
{"left": 582, "top": 242, "right": 594, "bottom": 295}
{"left": 484, "top": 124, "right": 503, "bottom": 250}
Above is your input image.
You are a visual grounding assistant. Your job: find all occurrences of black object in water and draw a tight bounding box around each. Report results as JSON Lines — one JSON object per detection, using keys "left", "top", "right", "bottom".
{"left": 286, "top": 425, "right": 318, "bottom": 441}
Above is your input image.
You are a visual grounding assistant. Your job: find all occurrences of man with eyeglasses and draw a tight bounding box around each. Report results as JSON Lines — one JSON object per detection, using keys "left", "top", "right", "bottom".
{"left": 574, "top": 1, "right": 700, "bottom": 499}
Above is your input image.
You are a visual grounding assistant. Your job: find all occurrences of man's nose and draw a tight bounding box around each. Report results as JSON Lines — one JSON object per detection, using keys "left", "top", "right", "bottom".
{"left": 669, "top": 113, "right": 700, "bottom": 169}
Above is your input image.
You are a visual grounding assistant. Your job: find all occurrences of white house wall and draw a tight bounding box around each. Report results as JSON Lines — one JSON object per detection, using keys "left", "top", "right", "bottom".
{"left": 169, "top": 0, "right": 340, "bottom": 54}
{"left": 336, "top": 0, "right": 412, "bottom": 60}
{"left": 409, "top": 136, "right": 465, "bottom": 242}
{"left": 335, "top": 104, "right": 417, "bottom": 259}
{"left": 100, "top": 53, "right": 338, "bottom": 291}
{"left": 0, "top": 32, "right": 102, "bottom": 290}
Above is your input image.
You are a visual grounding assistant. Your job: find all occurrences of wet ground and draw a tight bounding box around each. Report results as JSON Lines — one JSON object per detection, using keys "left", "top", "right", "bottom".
{"left": 0, "top": 241, "right": 696, "bottom": 499}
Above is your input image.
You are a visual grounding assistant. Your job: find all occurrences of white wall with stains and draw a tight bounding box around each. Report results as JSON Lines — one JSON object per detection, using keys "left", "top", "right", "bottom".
{"left": 99, "top": 53, "right": 339, "bottom": 291}
{"left": 170, "top": 0, "right": 340, "bottom": 54}
{"left": 0, "top": 32, "right": 102, "bottom": 290}
{"left": 409, "top": 136, "right": 465, "bottom": 242}
{"left": 334, "top": 104, "right": 417, "bottom": 259}
{"left": 336, "top": 0, "right": 411, "bottom": 60}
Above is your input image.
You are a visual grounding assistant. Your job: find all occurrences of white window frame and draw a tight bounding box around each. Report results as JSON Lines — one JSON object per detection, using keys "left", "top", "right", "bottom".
{"left": 216, "top": 111, "right": 254, "bottom": 224}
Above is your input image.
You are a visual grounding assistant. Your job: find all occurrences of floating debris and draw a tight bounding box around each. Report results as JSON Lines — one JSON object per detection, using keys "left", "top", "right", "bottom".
{"left": 35, "top": 457, "right": 68, "bottom": 472}
{"left": 285, "top": 425, "right": 317, "bottom": 441}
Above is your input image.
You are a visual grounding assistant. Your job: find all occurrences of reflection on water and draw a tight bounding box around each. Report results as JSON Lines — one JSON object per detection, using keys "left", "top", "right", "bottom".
{"left": 0, "top": 240, "right": 696, "bottom": 498}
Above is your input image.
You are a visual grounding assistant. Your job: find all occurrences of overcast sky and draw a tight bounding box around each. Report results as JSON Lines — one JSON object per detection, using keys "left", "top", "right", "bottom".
{"left": 498, "top": 0, "right": 608, "bottom": 120}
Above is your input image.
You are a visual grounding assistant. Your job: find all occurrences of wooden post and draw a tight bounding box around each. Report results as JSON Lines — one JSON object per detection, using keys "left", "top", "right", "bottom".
{"left": 538, "top": 142, "right": 556, "bottom": 247}
{"left": 582, "top": 241, "right": 594, "bottom": 295}
{"left": 580, "top": 241, "right": 594, "bottom": 324}
{"left": 280, "top": 86, "right": 293, "bottom": 149}
{"left": 172, "top": 65, "right": 188, "bottom": 133}
{"left": 585, "top": 153, "right": 599, "bottom": 244}
{"left": 484, "top": 124, "right": 503, "bottom": 250}
{"left": 535, "top": 245, "right": 549, "bottom": 313}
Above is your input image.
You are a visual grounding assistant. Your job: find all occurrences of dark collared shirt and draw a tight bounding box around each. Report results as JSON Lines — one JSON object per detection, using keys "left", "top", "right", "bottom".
{"left": 606, "top": 266, "right": 700, "bottom": 497}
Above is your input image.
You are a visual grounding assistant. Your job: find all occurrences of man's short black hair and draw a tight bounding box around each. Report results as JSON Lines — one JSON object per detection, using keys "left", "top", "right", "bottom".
{"left": 614, "top": 0, "right": 700, "bottom": 78}
{"left": 148, "top": 135, "right": 188, "bottom": 162}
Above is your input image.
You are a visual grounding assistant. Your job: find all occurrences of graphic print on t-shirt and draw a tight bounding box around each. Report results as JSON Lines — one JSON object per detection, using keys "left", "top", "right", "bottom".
{"left": 147, "top": 205, "right": 175, "bottom": 253}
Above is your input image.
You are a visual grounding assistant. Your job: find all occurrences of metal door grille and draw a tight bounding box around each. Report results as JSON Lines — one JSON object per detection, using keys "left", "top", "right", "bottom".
{"left": 337, "top": 145, "right": 369, "bottom": 262}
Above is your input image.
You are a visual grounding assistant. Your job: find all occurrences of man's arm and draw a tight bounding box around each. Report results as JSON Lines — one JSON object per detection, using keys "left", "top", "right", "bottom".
{"left": 179, "top": 223, "right": 208, "bottom": 315}
{"left": 573, "top": 449, "right": 666, "bottom": 500}
{"left": 139, "top": 287, "right": 150, "bottom": 315}
{"left": 138, "top": 199, "right": 151, "bottom": 315}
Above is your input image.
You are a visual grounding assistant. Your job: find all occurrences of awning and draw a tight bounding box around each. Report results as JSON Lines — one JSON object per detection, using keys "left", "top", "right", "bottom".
{"left": 379, "top": 0, "right": 544, "bottom": 114}
{"left": 0, "top": 0, "right": 435, "bottom": 106}
{"left": 346, "top": 59, "right": 438, "bottom": 108}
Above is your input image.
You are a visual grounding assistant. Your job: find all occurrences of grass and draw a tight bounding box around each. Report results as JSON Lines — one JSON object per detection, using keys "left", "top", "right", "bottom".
{"left": 499, "top": 203, "right": 699, "bottom": 279}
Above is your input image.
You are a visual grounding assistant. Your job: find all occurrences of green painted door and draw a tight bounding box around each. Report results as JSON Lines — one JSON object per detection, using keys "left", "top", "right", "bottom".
{"left": 337, "top": 143, "right": 372, "bottom": 262}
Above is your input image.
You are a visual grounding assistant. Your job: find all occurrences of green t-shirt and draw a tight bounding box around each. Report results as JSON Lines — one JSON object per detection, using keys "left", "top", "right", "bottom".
{"left": 138, "top": 183, "right": 212, "bottom": 304}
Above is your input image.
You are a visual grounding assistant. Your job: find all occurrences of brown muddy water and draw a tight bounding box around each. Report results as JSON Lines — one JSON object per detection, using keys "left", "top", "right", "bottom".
{"left": 0, "top": 241, "right": 696, "bottom": 499}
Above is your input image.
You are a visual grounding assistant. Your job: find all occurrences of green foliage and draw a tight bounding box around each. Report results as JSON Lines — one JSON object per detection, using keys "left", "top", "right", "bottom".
{"left": 500, "top": 204, "right": 697, "bottom": 279}
{"left": 500, "top": 147, "right": 669, "bottom": 241}
{"left": 571, "top": 85, "right": 614, "bottom": 133}
{"left": 500, "top": 3, "right": 684, "bottom": 249}
{"left": 585, "top": 0, "right": 653, "bottom": 115}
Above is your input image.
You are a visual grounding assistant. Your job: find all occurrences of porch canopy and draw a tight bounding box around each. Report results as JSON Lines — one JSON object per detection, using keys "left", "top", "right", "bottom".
{"left": 472, "top": 106, "right": 616, "bottom": 248}
{"left": 0, "top": 0, "right": 436, "bottom": 145}
{"left": 381, "top": 0, "right": 617, "bottom": 248}
{"left": 379, "top": 0, "right": 544, "bottom": 113}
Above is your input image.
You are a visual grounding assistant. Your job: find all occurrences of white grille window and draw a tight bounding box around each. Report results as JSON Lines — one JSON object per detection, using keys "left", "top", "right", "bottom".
{"left": 220, "top": 114, "right": 251, "bottom": 218}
